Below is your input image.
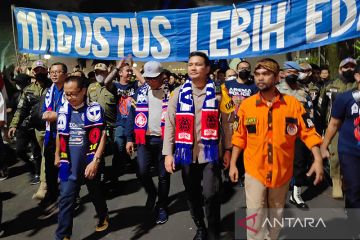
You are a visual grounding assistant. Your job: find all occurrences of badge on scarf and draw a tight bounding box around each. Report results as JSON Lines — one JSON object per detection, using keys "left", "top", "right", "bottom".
{"left": 135, "top": 112, "right": 147, "bottom": 128}
{"left": 57, "top": 114, "right": 67, "bottom": 131}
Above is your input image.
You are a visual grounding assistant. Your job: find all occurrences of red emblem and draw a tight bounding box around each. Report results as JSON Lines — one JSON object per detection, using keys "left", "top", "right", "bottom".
{"left": 89, "top": 128, "right": 101, "bottom": 144}
{"left": 135, "top": 112, "right": 147, "bottom": 128}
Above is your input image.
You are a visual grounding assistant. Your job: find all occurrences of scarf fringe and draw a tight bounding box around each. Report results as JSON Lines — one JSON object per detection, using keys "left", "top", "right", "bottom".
{"left": 204, "top": 140, "right": 219, "bottom": 163}
{"left": 135, "top": 129, "right": 146, "bottom": 145}
{"left": 174, "top": 143, "right": 193, "bottom": 166}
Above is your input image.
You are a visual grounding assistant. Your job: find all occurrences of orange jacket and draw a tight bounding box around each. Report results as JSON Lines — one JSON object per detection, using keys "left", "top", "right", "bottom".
{"left": 232, "top": 91, "right": 322, "bottom": 188}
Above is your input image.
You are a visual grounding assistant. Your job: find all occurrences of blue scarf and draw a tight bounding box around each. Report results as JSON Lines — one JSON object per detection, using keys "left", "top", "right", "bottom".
{"left": 134, "top": 83, "right": 169, "bottom": 144}
{"left": 44, "top": 84, "right": 65, "bottom": 146}
{"left": 57, "top": 101, "right": 104, "bottom": 182}
{"left": 174, "top": 79, "right": 219, "bottom": 165}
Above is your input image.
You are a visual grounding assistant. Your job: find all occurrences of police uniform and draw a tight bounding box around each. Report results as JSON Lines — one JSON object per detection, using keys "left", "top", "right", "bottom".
{"left": 9, "top": 81, "right": 47, "bottom": 182}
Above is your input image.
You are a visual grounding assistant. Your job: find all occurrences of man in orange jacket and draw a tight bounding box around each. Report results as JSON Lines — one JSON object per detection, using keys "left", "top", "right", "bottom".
{"left": 229, "top": 58, "right": 324, "bottom": 240}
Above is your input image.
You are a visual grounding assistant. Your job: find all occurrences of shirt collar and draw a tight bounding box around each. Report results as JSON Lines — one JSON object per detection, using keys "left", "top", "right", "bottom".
{"left": 255, "top": 90, "right": 286, "bottom": 107}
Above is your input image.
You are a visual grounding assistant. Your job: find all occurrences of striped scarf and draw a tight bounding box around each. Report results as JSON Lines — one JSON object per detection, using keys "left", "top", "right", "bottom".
{"left": 174, "top": 79, "right": 219, "bottom": 165}
{"left": 44, "top": 83, "right": 65, "bottom": 146}
{"left": 57, "top": 101, "right": 104, "bottom": 181}
{"left": 134, "top": 83, "right": 169, "bottom": 144}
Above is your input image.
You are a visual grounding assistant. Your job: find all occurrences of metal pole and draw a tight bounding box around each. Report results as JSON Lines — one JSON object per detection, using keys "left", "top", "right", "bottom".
{"left": 11, "top": 4, "right": 19, "bottom": 65}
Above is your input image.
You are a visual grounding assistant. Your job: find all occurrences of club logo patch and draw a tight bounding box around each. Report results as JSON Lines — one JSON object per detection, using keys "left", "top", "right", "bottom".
{"left": 286, "top": 123, "right": 298, "bottom": 136}
{"left": 135, "top": 112, "right": 147, "bottom": 128}
{"left": 86, "top": 105, "right": 101, "bottom": 122}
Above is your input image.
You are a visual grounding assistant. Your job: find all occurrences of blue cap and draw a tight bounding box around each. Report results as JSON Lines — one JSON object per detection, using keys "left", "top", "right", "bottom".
{"left": 283, "top": 61, "right": 301, "bottom": 71}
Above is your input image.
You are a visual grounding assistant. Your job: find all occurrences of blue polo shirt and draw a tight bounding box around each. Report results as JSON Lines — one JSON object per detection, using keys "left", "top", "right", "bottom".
{"left": 331, "top": 90, "right": 360, "bottom": 157}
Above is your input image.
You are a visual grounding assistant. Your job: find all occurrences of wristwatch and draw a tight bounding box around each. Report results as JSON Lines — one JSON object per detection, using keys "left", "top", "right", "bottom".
{"left": 93, "top": 156, "right": 101, "bottom": 164}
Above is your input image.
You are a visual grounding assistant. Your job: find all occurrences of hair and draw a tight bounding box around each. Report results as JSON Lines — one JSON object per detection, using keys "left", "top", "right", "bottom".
{"left": 310, "top": 63, "right": 320, "bottom": 71}
{"left": 65, "top": 75, "right": 87, "bottom": 89}
{"left": 162, "top": 69, "right": 172, "bottom": 78}
{"left": 320, "top": 65, "right": 330, "bottom": 73}
{"left": 50, "top": 62, "right": 68, "bottom": 73}
{"left": 217, "top": 69, "right": 226, "bottom": 75}
{"left": 119, "top": 63, "right": 130, "bottom": 72}
{"left": 188, "top": 51, "right": 210, "bottom": 66}
{"left": 236, "top": 60, "right": 251, "bottom": 70}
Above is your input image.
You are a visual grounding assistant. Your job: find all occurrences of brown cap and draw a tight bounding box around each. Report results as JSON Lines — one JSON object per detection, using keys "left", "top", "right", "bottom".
{"left": 255, "top": 58, "right": 280, "bottom": 75}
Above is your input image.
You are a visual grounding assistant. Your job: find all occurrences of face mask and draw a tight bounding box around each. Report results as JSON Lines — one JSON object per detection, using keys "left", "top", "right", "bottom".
{"left": 285, "top": 74, "right": 299, "bottom": 85}
{"left": 16, "top": 84, "right": 22, "bottom": 91}
{"left": 238, "top": 70, "right": 250, "bottom": 80}
{"left": 35, "top": 73, "right": 48, "bottom": 82}
{"left": 298, "top": 72, "right": 307, "bottom": 81}
{"left": 342, "top": 70, "right": 355, "bottom": 81}
{"left": 95, "top": 74, "right": 105, "bottom": 83}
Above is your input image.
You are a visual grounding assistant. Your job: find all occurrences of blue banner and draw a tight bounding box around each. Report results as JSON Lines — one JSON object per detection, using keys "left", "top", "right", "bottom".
{"left": 14, "top": 0, "right": 360, "bottom": 62}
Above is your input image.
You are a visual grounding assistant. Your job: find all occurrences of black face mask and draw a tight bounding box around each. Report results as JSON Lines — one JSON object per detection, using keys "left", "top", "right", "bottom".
{"left": 238, "top": 70, "right": 250, "bottom": 80}
{"left": 285, "top": 74, "right": 298, "bottom": 85}
{"left": 342, "top": 70, "right": 355, "bottom": 82}
{"left": 35, "top": 73, "right": 48, "bottom": 82}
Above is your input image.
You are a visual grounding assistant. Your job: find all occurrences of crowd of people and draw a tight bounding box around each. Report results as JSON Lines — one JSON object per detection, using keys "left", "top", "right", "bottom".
{"left": 0, "top": 52, "right": 359, "bottom": 240}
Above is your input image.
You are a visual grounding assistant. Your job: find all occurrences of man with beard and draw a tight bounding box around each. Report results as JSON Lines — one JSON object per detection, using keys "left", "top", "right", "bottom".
{"left": 318, "top": 57, "right": 357, "bottom": 199}
{"left": 8, "top": 60, "right": 50, "bottom": 193}
{"left": 229, "top": 58, "right": 323, "bottom": 240}
{"left": 277, "top": 61, "right": 315, "bottom": 209}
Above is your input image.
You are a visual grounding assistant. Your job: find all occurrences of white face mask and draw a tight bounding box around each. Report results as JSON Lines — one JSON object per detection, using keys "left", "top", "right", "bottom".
{"left": 16, "top": 84, "right": 22, "bottom": 90}
{"left": 298, "top": 72, "right": 307, "bottom": 80}
{"left": 95, "top": 74, "right": 105, "bottom": 83}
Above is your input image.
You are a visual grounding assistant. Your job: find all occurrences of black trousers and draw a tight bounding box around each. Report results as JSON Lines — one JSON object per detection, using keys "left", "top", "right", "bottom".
{"left": 44, "top": 138, "right": 59, "bottom": 203}
{"left": 16, "top": 127, "right": 42, "bottom": 175}
{"left": 181, "top": 162, "right": 221, "bottom": 240}
{"left": 293, "top": 138, "right": 312, "bottom": 187}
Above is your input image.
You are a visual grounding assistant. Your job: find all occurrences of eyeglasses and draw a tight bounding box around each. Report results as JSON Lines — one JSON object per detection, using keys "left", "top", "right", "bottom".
{"left": 50, "top": 71, "right": 64, "bottom": 75}
{"left": 64, "top": 89, "right": 82, "bottom": 99}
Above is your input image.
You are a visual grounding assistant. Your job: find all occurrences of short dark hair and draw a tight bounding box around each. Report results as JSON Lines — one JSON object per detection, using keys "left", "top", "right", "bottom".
{"left": 236, "top": 60, "right": 251, "bottom": 70}
{"left": 50, "top": 62, "right": 68, "bottom": 73}
{"left": 320, "top": 65, "right": 330, "bottom": 73}
{"left": 65, "top": 76, "right": 87, "bottom": 89}
{"left": 188, "top": 51, "right": 210, "bottom": 66}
